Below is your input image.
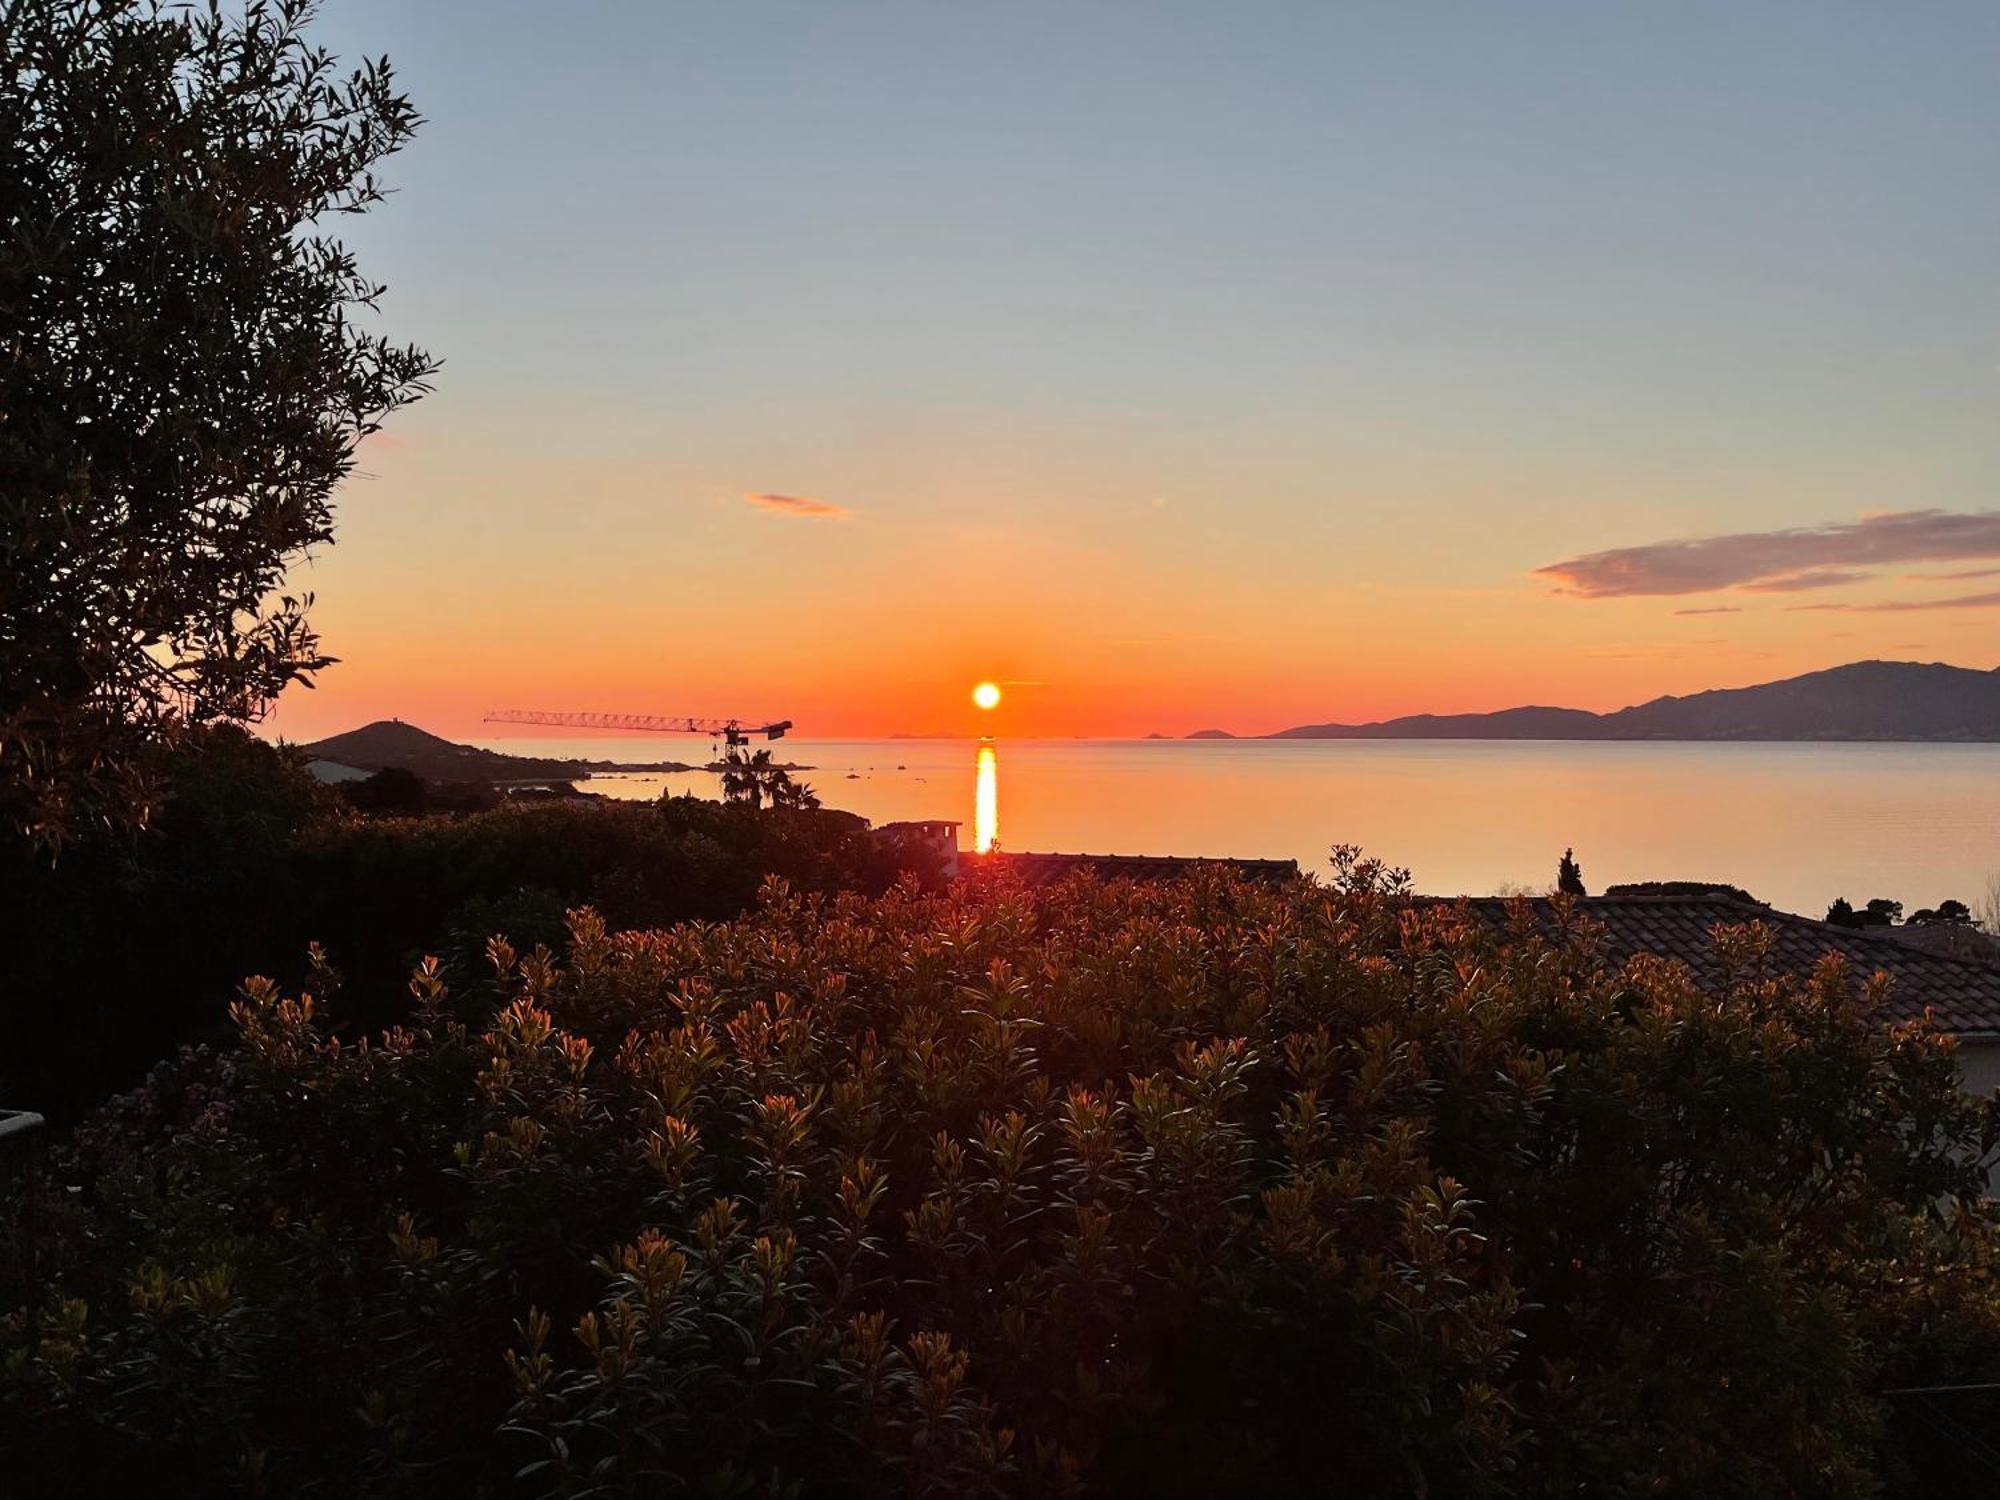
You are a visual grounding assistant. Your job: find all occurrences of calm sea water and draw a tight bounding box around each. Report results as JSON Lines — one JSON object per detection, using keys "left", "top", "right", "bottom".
{"left": 477, "top": 736, "right": 2000, "bottom": 918}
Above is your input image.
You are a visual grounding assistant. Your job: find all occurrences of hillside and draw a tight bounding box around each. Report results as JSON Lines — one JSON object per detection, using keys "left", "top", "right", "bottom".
{"left": 299, "top": 721, "right": 594, "bottom": 782}
{"left": 1603, "top": 660, "right": 2000, "bottom": 740}
{"left": 1274, "top": 706, "right": 1601, "bottom": 740}
{"left": 1272, "top": 661, "right": 2000, "bottom": 741}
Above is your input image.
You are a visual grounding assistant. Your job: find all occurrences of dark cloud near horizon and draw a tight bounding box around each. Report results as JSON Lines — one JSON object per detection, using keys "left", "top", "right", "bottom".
{"left": 1671, "top": 605, "right": 1742, "bottom": 615}
{"left": 1536, "top": 509, "right": 2000, "bottom": 597}
{"left": 1787, "top": 589, "right": 2000, "bottom": 614}
{"left": 745, "top": 491, "right": 851, "bottom": 519}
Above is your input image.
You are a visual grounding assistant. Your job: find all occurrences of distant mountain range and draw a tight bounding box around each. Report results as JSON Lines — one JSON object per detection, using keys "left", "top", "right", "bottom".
{"left": 1271, "top": 661, "right": 2000, "bottom": 742}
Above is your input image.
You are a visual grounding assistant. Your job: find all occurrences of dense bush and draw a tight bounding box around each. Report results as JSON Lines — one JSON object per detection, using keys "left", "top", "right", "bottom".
{"left": 5, "top": 855, "right": 1997, "bottom": 1496}
{"left": 288, "top": 791, "right": 911, "bottom": 1007}
{"left": 0, "top": 727, "right": 917, "bottom": 1118}
{"left": 0, "top": 727, "right": 333, "bottom": 1117}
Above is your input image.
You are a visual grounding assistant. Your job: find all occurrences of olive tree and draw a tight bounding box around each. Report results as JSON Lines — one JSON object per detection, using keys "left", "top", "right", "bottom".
{"left": 0, "top": 0, "right": 434, "bottom": 849}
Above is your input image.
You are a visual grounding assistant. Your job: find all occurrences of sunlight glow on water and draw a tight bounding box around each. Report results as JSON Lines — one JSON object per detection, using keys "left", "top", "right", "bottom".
{"left": 974, "top": 742, "right": 999, "bottom": 853}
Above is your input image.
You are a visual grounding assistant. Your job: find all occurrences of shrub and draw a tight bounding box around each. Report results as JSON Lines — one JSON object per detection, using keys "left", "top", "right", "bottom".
{"left": 285, "top": 795, "right": 913, "bottom": 1011}
{"left": 1, "top": 728, "right": 911, "bottom": 1117}
{"left": 0, "top": 726, "right": 332, "bottom": 1117}
{"left": 4, "top": 858, "right": 1997, "bottom": 1496}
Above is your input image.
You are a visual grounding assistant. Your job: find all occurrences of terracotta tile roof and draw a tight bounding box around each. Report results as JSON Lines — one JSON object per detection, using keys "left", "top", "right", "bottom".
{"left": 1448, "top": 893, "right": 2000, "bottom": 1036}
{"left": 962, "top": 850, "right": 1300, "bottom": 888}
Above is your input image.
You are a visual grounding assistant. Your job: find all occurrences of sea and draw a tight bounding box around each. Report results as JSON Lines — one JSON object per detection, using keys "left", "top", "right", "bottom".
{"left": 475, "top": 736, "right": 2000, "bottom": 920}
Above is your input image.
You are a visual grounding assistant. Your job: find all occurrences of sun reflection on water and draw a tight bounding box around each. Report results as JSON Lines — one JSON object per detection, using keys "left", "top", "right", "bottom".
{"left": 974, "top": 741, "right": 998, "bottom": 853}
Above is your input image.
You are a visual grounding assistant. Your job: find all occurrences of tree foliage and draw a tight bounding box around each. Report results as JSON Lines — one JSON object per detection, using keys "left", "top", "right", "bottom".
{"left": 720, "top": 746, "right": 820, "bottom": 811}
{"left": 1555, "top": 847, "right": 1585, "bottom": 897}
{"left": 1908, "top": 899, "right": 1975, "bottom": 928}
{"left": 1828, "top": 898, "right": 1907, "bottom": 930}
{"left": 5, "top": 857, "right": 1997, "bottom": 1496}
{"left": 0, "top": 0, "right": 434, "bottom": 849}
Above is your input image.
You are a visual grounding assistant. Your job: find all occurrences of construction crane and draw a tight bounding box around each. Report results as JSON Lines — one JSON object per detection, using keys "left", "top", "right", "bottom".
{"left": 484, "top": 709, "right": 793, "bottom": 747}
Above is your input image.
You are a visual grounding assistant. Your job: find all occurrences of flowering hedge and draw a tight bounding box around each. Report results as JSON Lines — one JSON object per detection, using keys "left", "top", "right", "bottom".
{"left": 5, "top": 853, "right": 1997, "bottom": 1496}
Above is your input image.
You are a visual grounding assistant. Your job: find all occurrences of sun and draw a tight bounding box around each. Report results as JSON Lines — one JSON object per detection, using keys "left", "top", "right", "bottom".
{"left": 972, "top": 681, "right": 1002, "bottom": 711}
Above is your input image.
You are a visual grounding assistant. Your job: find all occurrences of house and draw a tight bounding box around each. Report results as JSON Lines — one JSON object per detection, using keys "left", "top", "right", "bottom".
{"left": 1446, "top": 885, "right": 2000, "bottom": 1096}
{"left": 874, "top": 820, "right": 963, "bottom": 879}
{"left": 870, "top": 821, "right": 1301, "bottom": 887}
{"left": 304, "top": 758, "right": 371, "bottom": 784}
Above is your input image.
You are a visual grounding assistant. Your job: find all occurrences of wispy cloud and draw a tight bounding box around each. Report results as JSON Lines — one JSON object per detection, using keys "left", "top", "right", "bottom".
{"left": 1737, "top": 568, "right": 1873, "bottom": 593}
{"left": 745, "top": 492, "right": 850, "bottom": 520}
{"left": 1904, "top": 566, "right": 2000, "bottom": 583}
{"left": 1536, "top": 509, "right": 2000, "bottom": 597}
{"left": 1672, "top": 605, "right": 1742, "bottom": 616}
{"left": 1788, "top": 590, "right": 2000, "bottom": 614}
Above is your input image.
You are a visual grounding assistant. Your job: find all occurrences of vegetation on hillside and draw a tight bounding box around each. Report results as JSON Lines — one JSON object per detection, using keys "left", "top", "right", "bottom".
{"left": 5, "top": 856, "right": 1997, "bottom": 1496}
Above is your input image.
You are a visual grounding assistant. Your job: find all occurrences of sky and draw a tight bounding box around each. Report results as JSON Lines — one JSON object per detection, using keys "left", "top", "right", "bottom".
{"left": 270, "top": 1, "right": 2000, "bottom": 741}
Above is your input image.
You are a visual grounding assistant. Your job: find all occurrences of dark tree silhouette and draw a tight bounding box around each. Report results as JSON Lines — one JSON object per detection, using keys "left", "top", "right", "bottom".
{"left": 1, "top": 0, "right": 434, "bottom": 850}
{"left": 342, "top": 767, "right": 428, "bottom": 816}
{"left": 1908, "top": 899, "right": 1974, "bottom": 927}
{"left": 768, "top": 772, "right": 822, "bottom": 811}
{"left": 719, "top": 747, "right": 819, "bottom": 811}
{"left": 1826, "top": 898, "right": 1905, "bottom": 929}
{"left": 1831, "top": 898, "right": 1906, "bottom": 929}
{"left": 1557, "top": 847, "right": 1587, "bottom": 897}
{"left": 718, "top": 747, "right": 765, "bottom": 809}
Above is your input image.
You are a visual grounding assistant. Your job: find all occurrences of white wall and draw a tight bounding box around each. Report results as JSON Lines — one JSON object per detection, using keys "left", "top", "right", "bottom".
{"left": 1959, "top": 1038, "right": 2000, "bottom": 1100}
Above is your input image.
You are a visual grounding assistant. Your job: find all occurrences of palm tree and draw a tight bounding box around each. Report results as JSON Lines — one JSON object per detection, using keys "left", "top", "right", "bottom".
{"left": 719, "top": 747, "right": 818, "bottom": 810}
{"left": 769, "top": 772, "right": 820, "bottom": 811}
{"left": 720, "top": 746, "right": 767, "bottom": 808}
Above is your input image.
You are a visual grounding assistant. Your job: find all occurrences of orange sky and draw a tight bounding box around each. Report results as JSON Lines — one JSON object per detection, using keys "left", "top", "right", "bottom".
{"left": 263, "top": 420, "right": 1999, "bottom": 743}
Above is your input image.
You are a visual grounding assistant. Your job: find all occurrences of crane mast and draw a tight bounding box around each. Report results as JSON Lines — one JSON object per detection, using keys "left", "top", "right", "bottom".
{"left": 485, "top": 709, "right": 793, "bottom": 746}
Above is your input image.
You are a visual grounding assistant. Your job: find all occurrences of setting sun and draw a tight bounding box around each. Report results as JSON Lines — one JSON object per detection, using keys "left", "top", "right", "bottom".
{"left": 972, "top": 681, "right": 1002, "bottom": 711}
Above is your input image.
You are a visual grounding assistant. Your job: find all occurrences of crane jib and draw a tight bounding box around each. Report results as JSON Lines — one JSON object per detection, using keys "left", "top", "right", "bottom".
{"left": 483, "top": 710, "right": 793, "bottom": 745}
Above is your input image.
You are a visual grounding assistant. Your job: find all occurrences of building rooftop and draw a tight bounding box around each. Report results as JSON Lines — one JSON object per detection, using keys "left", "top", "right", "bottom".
{"left": 1446, "top": 890, "right": 2000, "bottom": 1036}
{"left": 304, "top": 758, "right": 371, "bottom": 784}
{"left": 961, "top": 850, "right": 1301, "bottom": 888}
{"left": 950, "top": 858, "right": 2000, "bottom": 1035}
